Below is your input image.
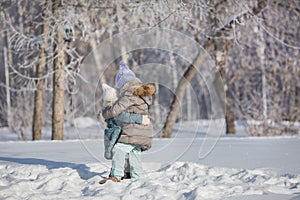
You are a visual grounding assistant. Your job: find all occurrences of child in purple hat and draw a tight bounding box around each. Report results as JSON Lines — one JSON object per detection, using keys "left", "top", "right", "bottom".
{"left": 101, "top": 61, "right": 156, "bottom": 183}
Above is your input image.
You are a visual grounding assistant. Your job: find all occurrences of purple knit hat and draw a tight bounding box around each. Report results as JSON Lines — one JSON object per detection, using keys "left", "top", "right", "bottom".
{"left": 115, "top": 61, "right": 136, "bottom": 89}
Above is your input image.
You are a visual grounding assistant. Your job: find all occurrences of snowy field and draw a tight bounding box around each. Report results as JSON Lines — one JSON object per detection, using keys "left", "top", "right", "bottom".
{"left": 1, "top": 119, "right": 300, "bottom": 200}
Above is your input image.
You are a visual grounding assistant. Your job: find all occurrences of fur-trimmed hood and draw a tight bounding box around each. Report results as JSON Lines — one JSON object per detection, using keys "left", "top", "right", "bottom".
{"left": 120, "top": 78, "right": 156, "bottom": 97}
{"left": 133, "top": 84, "right": 156, "bottom": 96}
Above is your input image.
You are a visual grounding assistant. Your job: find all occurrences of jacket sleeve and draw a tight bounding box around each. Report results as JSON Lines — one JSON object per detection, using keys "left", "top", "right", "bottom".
{"left": 102, "top": 92, "right": 136, "bottom": 119}
{"left": 114, "top": 112, "right": 142, "bottom": 124}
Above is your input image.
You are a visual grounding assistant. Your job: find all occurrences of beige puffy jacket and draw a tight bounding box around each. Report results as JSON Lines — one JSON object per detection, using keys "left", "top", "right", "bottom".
{"left": 102, "top": 78, "right": 156, "bottom": 151}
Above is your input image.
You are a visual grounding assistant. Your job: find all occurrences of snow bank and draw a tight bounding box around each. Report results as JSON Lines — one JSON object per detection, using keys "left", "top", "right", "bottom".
{"left": 0, "top": 161, "right": 299, "bottom": 200}
{"left": 1, "top": 118, "right": 300, "bottom": 199}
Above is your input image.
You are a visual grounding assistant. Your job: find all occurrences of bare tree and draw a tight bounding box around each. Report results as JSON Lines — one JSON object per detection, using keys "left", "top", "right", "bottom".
{"left": 1, "top": 0, "right": 299, "bottom": 140}
{"left": 226, "top": 0, "right": 300, "bottom": 136}
{"left": 51, "top": 0, "right": 65, "bottom": 140}
{"left": 32, "top": 1, "right": 51, "bottom": 140}
{"left": 3, "top": 47, "right": 11, "bottom": 128}
{"left": 162, "top": 0, "right": 269, "bottom": 137}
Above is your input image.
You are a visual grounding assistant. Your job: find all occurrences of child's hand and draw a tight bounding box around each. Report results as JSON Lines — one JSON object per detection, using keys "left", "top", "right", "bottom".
{"left": 142, "top": 115, "right": 150, "bottom": 125}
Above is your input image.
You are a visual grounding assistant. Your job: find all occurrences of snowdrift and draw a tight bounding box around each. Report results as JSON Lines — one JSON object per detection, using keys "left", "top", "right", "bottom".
{"left": 1, "top": 138, "right": 300, "bottom": 200}
{"left": 1, "top": 160, "right": 300, "bottom": 200}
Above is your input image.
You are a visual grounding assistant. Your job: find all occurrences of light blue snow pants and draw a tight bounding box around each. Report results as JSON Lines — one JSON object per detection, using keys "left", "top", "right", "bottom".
{"left": 111, "top": 142, "right": 144, "bottom": 180}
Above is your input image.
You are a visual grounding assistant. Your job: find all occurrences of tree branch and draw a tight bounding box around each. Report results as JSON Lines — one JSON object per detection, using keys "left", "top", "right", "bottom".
{"left": 214, "top": 0, "right": 269, "bottom": 37}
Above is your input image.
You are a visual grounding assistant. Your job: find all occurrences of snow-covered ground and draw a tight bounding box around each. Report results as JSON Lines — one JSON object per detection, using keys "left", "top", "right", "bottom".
{"left": 0, "top": 119, "right": 300, "bottom": 199}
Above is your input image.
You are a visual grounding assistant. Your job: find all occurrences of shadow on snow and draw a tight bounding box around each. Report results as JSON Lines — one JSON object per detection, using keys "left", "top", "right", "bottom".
{"left": 0, "top": 157, "right": 106, "bottom": 180}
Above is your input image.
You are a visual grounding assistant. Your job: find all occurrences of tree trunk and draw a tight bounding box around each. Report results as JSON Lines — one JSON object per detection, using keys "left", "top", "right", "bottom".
{"left": 225, "top": 102, "right": 236, "bottom": 134}
{"left": 52, "top": 40, "right": 65, "bottom": 140}
{"left": 32, "top": 57, "right": 46, "bottom": 140}
{"left": 186, "top": 84, "right": 192, "bottom": 121}
{"left": 52, "top": 0, "right": 65, "bottom": 140}
{"left": 258, "top": 24, "right": 268, "bottom": 135}
{"left": 153, "top": 82, "right": 160, "bottom": 124}
{"left": 216, "top": 41, "right": 236, "bottom": 134}
{"left": 89, "top": 36, "right": 106, "bottom": 83}
{"left": 162, "top": 49, "right": 210, "bottom": 138}
{"left": 4, "top": 27, "right": 13, "bottom": 127}
{"left": 4, "top": 47, "right": 11, "bottom": 128}
{"left": 32, "top": 18, "right": 50, "bottom": 140}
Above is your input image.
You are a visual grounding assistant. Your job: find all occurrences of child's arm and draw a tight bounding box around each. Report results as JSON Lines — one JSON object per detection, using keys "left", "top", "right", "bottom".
{"left": 114, "top": 112, "right": 142, "bottom": 124}
{"left": 102, "top": 91, "right": 136, "bottom": 119}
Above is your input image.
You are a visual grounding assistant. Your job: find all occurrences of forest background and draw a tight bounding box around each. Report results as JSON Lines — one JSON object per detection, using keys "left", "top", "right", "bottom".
{"left": 0, "top": 0, "right": 299, "bottom": 140}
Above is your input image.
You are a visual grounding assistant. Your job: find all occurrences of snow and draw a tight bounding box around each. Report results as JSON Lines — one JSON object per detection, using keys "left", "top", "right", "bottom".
{"left": 1, "top": 119, "right": 300, "bottom": 199}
